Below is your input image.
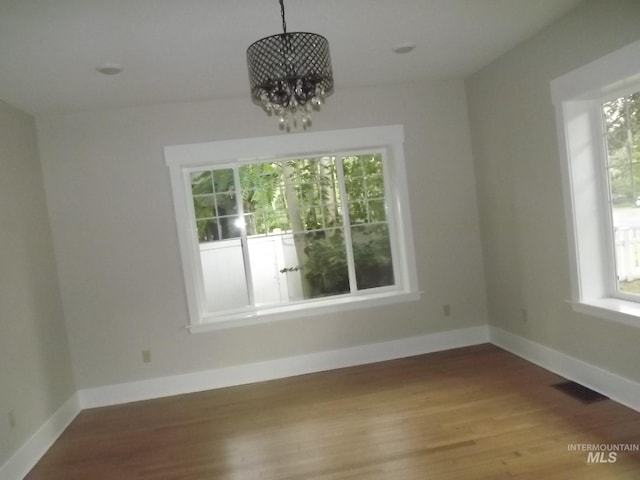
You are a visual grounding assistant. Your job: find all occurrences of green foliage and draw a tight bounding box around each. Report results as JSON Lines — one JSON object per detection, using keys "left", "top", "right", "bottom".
{"left": 239, "top": 163, "right": 287, "bottom": 234}
{"left": 603, "top": 93, "right": 640, "bottom": 205}
{"left": 191, "top": 153, "right": 393, "bottom": 296}
{"left": 191, "top": 169, "right": 238, "bottom": 241}
{"left": 352, "top": 224, "right": 394, "bottom": 290}
{"left": 286, "top": 157, "right": 341, "bottom": 231}
{"left": 302, "top": 231, "right": 349, "bottom": 297}
{"left": 343, "top": 155, "right": 386, "bottom": 224}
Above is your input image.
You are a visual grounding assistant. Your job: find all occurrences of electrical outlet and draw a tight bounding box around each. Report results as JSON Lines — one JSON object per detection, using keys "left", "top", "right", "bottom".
{"left": 8, "top": 410, "right": 16, "bottom": 430}
{"left": 142, "top": 349, "right": 152, "bottom": 363}
{"left": 443, "top": 304, "right": 451, "bottom": 317}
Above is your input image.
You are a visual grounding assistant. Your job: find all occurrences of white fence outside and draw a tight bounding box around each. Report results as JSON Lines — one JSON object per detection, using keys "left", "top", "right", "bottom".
{"left": 614, "top": 227, "right": 640, "bottom": 281}
{"left": 202, "top": 228, "right": 640, "bottom": 298}
{"left": 199, "top": 233, "right": 305, "bottom": 313}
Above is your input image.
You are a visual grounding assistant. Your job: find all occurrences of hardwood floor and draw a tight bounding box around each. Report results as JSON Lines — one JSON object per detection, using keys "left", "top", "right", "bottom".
{"left": 26, "top": 344, "right": 640, "bottom": 479}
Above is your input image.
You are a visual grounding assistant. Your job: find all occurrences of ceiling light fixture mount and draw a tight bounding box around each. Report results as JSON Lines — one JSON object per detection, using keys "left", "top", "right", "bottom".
{"left": 96, "top": 63, "right": 123, "bottom": 75}
{"left": 246, "top": 0, "right": 333, "bottom": 130}
{"left": 392, "top": 43, "right": 416, "bottom": 54}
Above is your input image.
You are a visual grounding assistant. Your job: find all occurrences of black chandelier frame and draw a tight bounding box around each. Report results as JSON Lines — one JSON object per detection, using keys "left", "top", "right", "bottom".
{"left": 246, "top": 0, "right": 334, "bottom": 125}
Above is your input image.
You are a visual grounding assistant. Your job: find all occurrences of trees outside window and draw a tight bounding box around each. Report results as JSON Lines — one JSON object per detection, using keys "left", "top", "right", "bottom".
{"left": 190, "top": 153, "right": 395, "bottom": 312}
{"left": 602, "top": 92, "right": 640, "bottom": 295}
{"left": 603, "top": 93, "right": 640, "bottom": 206}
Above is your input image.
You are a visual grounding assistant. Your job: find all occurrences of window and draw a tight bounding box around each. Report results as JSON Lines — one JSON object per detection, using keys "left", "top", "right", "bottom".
{"left": 551, "top": 39, "right": 640, "bottom": 327}
{"left": 602, "top": 92, "right": 640, "bottom": 297}
{"left": 165, "top": 126, "right": 419, "bottom": 331}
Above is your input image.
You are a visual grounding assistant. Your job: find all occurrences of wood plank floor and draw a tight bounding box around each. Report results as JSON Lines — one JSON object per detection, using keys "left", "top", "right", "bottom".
{"left": 26, "top": 344, "right": 640, "bottom": 479}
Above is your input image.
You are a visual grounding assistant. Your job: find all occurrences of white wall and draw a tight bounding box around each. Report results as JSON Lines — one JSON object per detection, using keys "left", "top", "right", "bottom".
{"left": 466, "top": 0, "right": 640, "bottom": 381}
{"left": 36, "top": 80, "right": 489, "bottom": 389}
{"left": 0, "top": 101, "right": 75, "bottom": 467}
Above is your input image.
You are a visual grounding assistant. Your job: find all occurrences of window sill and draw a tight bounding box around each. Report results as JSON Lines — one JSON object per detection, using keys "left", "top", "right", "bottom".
{"left": 187, "top": 290, "right": 422, "bottom": 333}
{"left": 571, "top": 298, "right": 640, "bottom": 329}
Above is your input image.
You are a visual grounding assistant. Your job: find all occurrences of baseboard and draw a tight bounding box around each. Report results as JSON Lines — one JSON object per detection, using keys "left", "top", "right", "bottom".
{"left": 489, "top": 326, "right": 640, "bottom": 412}
{"left": 5, "top": 325, "right": 638, "bottom": 479}
{"left": 79, "top": 325, "right": 490, "bottom": 409}
{"left": 0, "top": 393, "right": 81, "bottom": 480}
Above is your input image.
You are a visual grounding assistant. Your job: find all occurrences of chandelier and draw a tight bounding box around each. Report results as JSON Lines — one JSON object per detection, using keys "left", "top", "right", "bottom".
{"left": 246, "top": 0, "right": 334, "bottom": 130}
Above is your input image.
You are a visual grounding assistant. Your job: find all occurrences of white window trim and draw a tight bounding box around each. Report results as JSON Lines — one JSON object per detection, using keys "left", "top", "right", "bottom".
{"left": 551, "top": 39, "right": 640, "bottom": 329}
{"left": 165, "top": 125, "right": 420, "bottom": 332}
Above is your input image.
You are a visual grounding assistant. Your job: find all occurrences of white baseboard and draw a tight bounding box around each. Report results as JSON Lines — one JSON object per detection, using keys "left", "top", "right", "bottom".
{"left": 489, "top": 326, "right": 640, "bottom": 412}
{"left": 0, "top": 393, "right": 81, "bottom": 480}
{"left": 5, "top": 325, "right": 638, "bottom": 479}
{"left": 79, "top": 325, "right": 490, "bottom": 409}
{"left": 0, "top": 326, "right": 489, "bottom": 477}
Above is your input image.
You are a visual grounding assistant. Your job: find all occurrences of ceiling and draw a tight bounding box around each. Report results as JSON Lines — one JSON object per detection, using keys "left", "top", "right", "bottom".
{"left": 0, "top": 0, "right": 584, "bottom": 115}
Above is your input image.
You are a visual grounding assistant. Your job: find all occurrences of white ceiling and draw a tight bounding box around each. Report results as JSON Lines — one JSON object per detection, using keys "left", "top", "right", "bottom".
{"left": 0, "top": 0, "right": 584, "bottom": 114}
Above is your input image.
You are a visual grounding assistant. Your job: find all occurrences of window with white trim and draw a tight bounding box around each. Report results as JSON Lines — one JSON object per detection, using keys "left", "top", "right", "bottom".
{"left": 165, "top": 126, "right": 419, "bottom": 331}
{"left": 602, "top": 91, "right": 640, "bottom": 297}
{"left": 552, "top": 39, "right": 640, "bottom": 327}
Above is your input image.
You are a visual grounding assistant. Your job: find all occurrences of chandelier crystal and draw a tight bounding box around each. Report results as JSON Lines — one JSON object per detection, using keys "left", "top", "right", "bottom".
{"left": 247, "top": 0, "right": 334, "bottom": 130}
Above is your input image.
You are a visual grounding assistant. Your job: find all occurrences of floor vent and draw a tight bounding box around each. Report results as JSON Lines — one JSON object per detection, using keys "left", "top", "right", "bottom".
{"left": 552, "top": 381, "right": 608, "bottom": 404}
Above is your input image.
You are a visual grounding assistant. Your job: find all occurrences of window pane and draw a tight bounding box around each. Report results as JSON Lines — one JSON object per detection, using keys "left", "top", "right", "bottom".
{"left": 213, "top": 169, "right": 235, "bottom": 193}
{"left": 604, "top": 92, "right": 640, "bottom": 296}
{"left": 248, "top": 234, "right": 304, "bottom": 307}
{"left": 323, "top": 205, "right": 342, "bottom": 227}
{"left": 219, "top": 216, "right": 243, "bottom": 239}
{"left": 239, "top": 163, "right": 282, "bottom": 209}
{"left": 344, "top": 154, "right": 386, "bottom": 226}
{"left": 298, "top": 230, "right": 350, "bottom": 298}
{"left": 199, "top": 240, "right": 249, "bottom": 312}
{"left": 305, "top": 206, "right": 324, "bottom": 231}
{"left": 366, "top": 174, "right": 385, "bottom": 198}
{"left": 196, "top": 219, "right": 218, "bottom": 242}
{"left": 368, "top": 199, "right": 387, "bottom": 223}
{"left": 243, "top": 230, "right": 350, "bottom": 305}
{"left": 269, "top": 210, "right": 291, "bottom": 233}
{"left": 352, "top": 224, "right": 394, "bottom": 290}
{"left": 240, "top": 163, "right": 289, "bottom": 235}
{"left": 193, "top": 195, "right": 215, "bottom": 219}
{"left": 191, "top": 171, "right": 213, "bottom": 194}
{"left": 347, "top": 201, "right": 366, "bottom": 225}
{"left": 343, "top": 156, "right": 365, "bottom": 176}
{"left": 215, "top": 193, "right": 238, "bottom": 216}
{"left": 608, "top": 165, "right": 632, "bottom": 206}
{"left": 278, "top": 157, "right": 341, "bottom": 235}
{"left": 344, "top": 177, "right": 365, "bottom": 201}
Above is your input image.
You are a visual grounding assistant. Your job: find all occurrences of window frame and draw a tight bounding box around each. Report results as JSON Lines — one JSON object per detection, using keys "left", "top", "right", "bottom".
{"left": 600, "top": 88, "right": 640, "bottom": 303}
{"left": 165, "top": 125, "right": 420, "bottom": 332}
{"left": 551, "top": 39, "right": 640, "bottom": 328}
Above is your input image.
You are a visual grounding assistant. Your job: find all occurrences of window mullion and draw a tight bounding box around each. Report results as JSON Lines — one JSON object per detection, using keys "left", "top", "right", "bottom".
{"left": 336, "top": 156, "right": 358, "bottom": 293}
{"left": 380, "top": 154, "right": 402, "bottom": 290}
{"left": 234, "top": 167, "right": 255, "bottom": 307}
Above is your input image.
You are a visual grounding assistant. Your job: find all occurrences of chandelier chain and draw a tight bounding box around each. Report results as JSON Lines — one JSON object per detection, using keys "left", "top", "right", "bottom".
{"left": 279, "top": 0, "right": 287, "bottom": 35}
